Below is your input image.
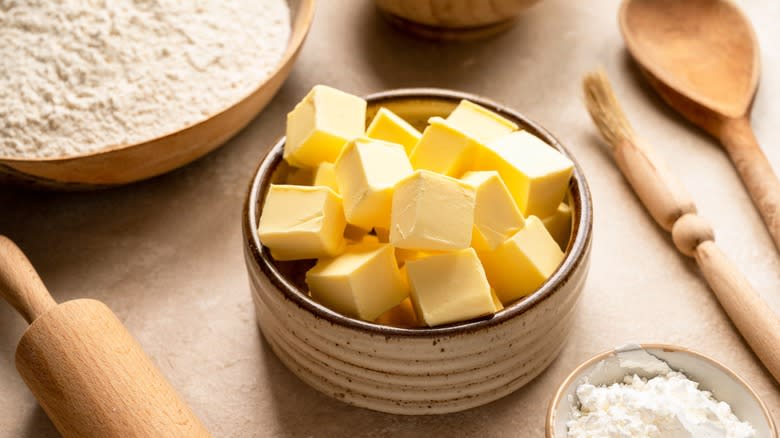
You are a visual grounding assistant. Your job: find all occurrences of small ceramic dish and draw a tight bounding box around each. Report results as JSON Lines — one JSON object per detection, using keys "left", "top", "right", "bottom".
{"left": 243, "top": 88, "right": 593, "bottom": 415}
{"left": 547, "top": 344, "right": 777, "bottom": 437}
{"left": 374, "top": 0, "right": 542, "bottom": 40}
{"left": 0, "top": 0, "right": 314, "bottom": 189}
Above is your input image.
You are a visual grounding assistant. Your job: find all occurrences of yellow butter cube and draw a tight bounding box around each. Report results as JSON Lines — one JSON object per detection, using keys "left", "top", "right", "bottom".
{"left": 461, "top": 171, "right": 525, "bottom": 252}
{"left": 366, "top": 108, "right": 422, "bottom": 155}
{"left": 479, "top": 216, "right": 564, "bottom": 304}
{"left": 306, "top": 243, "right": 408, "bottom": 321}
{"left": 375, "top": 297, "right": 421, "bottom": 328}
{"left": 477, "top": 131, "right": 574, "bottom": 218}
{"left": 446, "top": 100, "right": 518, "bottom": 144}
{"left": 394, "top": 247, "right": 431, "bottom": 267}
{"left": 335, "top": 138, "right": 413, "bottom": 230}
{"left": 406, "top": 249, "right": 497, "bottom": 327}
{"left": 258, "top": 185, "right": 346, "bottom": 260}
{"left": 409, "top": 117, "right": 480, "bottom": 177}
{"left": 543, "top": 202, "right": 573, "bottom": 250}
{"left": 490, "top": 289, "right": 504, "bottom": 312}
{"left": 313, "top": 162, "right": 339, "bottom": 193}
{"left": 390, "top": 170, "right": 475, "bottom": 251}
{"left": 344, "top": 224, "right": 371, "bottom": 242}
{"left": 285, "top": 166, "right": 313, "bottom": 185}
{"left": 285, "top": 85, "right": 366, "bottom": 168}
{"left": 374, "top": 227, "right": 390, "bottom": 243}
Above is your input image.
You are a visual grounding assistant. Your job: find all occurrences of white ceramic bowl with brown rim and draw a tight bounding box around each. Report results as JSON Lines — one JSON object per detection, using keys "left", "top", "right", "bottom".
{"left": 243, "top": 88, "right": 593, "bottom": 415}
{"left": 546, "top": 344, "right": 777, "bottom": 437}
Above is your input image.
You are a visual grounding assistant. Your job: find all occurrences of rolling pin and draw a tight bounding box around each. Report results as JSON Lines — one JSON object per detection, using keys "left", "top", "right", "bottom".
{"left": 583, "top": 71, "right": 780, "bottom": 384}
{"left": 0, "top": 236, "right": 210, "bottom": 438}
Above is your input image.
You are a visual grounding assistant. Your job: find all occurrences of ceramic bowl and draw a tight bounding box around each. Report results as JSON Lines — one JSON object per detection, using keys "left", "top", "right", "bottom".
{"left": 0, "top": 0, "right": 314, "bottom": 189}
{"left": 547, "top": 344, "right": 777, "bottom": 437}
{"left": 243, "top": 88, "right": 593, "bottom": 415}
{"left": 374, "top": 0, "right": 543, "bottom": 40}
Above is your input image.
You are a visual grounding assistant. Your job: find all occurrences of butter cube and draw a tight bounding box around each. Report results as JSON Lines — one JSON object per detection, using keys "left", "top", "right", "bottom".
{"left": 477, "top": 131, "right": 574, "bottom": 218}
{"left": 345, "top": 224, "right": 371, "bottom": 242}
{"left": 446, "top": 100, "right": 518, "bottom": 144}
{"left": 374, "top": 227, "right": 390, "bottom": 243}
{"left": 258, "top": 185, "right": 346, "bottom": 260}
{"left": 461, "top": 171, "right": 525, "bottom": 252}
{"left": 306, "top": 243, "right": 408, "bottom": 321}
{"left": 409, "top": 117, "right": 480, "bottom": 177}
{"left": 479, "top": 216, "right": 564, "bottom": 304}
{"left": 490, "top": 289, "right": 504, "bottom": 312}
{"left": 406, "top": 249, "right": 497, "bottom": 327}
{"left": 285, "top": 85, "right": 367, "bottom": 168}
{"left": 314, "top": 162, "right": 339, "bottom": 193}
{"left": 375, "top": 297, "right": 421, "bottom": 328}
{"left": 542, "top": 202, "right": 573, "bottom": 250}
{"left": 390, "top": 170, "right": 476, "bottom": 251}
{"left": 394, "top": 248, "right": 430, "bottom": 266}
{"left": 285, "top": 166, "right": 313, "bottom": 185}
{"left": 335, "top": 138, "right": 413, "bottom": 230}
{"left": 366, "top": 108, "right": 422, "bottom": 155}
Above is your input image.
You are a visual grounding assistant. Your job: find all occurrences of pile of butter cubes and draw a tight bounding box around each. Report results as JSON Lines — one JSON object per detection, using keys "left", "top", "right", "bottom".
{"left": 258, "top": 85, "right": 574, "bottom": 327}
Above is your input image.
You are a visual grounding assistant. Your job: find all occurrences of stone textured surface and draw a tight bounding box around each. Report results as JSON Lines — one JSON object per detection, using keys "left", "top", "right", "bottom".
{"left": 1, "top": 0, "right": 779, "bottom": 436}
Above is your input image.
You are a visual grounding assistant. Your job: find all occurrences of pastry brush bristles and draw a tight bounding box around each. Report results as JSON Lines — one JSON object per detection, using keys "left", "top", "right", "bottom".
{"left": 583, "top": 70, "right": 636, "bottom": 150}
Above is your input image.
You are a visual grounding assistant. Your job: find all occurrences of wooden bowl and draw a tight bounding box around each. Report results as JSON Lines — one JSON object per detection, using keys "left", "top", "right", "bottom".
{"left": 0, "top": 0, "right": 315, "bottom": 190}
{"left": 243, "top": 88, "right": 593, "bottom": 414}
{"left": 374, "top": 0, "right": 543, "bottom": 40}
{"left": 546, "top": 344, "right": 777, "bottom": 437}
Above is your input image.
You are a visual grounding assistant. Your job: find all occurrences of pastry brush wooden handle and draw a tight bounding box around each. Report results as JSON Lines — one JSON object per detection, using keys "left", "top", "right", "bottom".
{"left": 613, "top": 139, "right": 696, "bottom": 230}
{"left": 614, "top": 138, "right": 780, "bottom": 382}
{"left": 584, "top": 71, "right": 780, "bottom": 383}
{"left": 0, "top": 236, "right": 56, "bottom": 324}
{"left": 673, "top": 216, "right": 780, "bottom": 382}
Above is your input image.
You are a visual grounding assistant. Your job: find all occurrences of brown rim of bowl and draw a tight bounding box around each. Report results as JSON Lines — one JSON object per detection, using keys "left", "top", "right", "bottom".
{"left": 545, "top": 343, "right": 778, "bottom": 437}
{"left": 0, "top": 0, "right": 316, "bottom": 162}
{"left": 243, "top": 87, "right": 593, "bottom": 338}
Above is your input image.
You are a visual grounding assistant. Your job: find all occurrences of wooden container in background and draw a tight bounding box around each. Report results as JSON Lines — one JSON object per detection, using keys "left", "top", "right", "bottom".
{"left": 374, "top": 0, "right": 542, "bottom": 40}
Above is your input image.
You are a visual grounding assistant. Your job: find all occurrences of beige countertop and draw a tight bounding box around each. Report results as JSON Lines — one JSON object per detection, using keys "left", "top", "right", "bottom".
{"left": 1, "top": 0, "right": 779, "bottom": 436}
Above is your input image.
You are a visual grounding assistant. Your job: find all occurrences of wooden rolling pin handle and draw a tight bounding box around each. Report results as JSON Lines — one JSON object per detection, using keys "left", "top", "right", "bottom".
{"left": 0, "top": 236, "right": 56, "bottom": 324}
{"left": 720, "top": 116, "right": 780, "bottom": 252}
{"left": 614, "top": 139, "right": 696, "bottom": 230}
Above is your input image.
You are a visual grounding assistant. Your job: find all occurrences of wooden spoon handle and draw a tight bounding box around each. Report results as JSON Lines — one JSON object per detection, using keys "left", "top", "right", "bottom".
{"left": 720, "top": 117, "right": 780, "bottom": 252}
{"left": 0, "top": 236, "right": 57, "bottom": 324}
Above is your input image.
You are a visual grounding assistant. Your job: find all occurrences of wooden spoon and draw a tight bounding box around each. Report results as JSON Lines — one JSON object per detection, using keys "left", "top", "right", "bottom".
{"left": 618, "top": 0, "right": 780, "bottom": 251}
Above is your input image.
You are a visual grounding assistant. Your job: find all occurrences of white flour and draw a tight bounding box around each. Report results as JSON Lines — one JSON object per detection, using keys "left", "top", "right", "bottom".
{"left": 568, "top": 371, "right": 756, "bottom": 438}
{"left": 0, "top": 0, "right": 290, "bottom": 158}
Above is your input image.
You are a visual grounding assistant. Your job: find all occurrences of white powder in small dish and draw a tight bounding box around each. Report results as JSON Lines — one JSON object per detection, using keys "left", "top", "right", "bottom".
{"left": 567, "top": 370, "right": 756, "bottom": 438}
{"left": 0, "top": 0, "right": 290, "bottom": 158}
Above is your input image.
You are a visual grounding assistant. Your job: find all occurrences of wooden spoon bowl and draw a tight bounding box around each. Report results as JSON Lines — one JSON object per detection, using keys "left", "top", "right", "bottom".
{"left": 619, "top": 0, "right": 780, "bottom": 252}
{"left": 0, "top": 0, "right": 315, "bottom": 190}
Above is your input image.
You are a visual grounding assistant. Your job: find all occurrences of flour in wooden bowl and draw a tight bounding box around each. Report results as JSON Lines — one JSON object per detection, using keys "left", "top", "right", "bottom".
{"left": 0, "top": 0, "right": 290, "bottom": 158}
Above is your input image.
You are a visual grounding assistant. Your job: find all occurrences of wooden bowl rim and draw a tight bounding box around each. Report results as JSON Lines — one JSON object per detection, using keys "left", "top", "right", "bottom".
{"left": 0, "top": 0, "right": 316, "bottom": 163}
{"left": 243, "top": 87, "right": 594, "bottom": 338}
{"left": 545, "top": 343, "right": 777, "bottom": 437}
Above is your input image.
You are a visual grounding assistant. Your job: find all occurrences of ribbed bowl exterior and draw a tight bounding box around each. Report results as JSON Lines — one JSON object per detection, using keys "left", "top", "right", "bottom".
{"left": 246, "top": 247, "right": 589, "bottom": 414}
{"left": 243, "top": 89, "right": 593, "bottom": 415}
